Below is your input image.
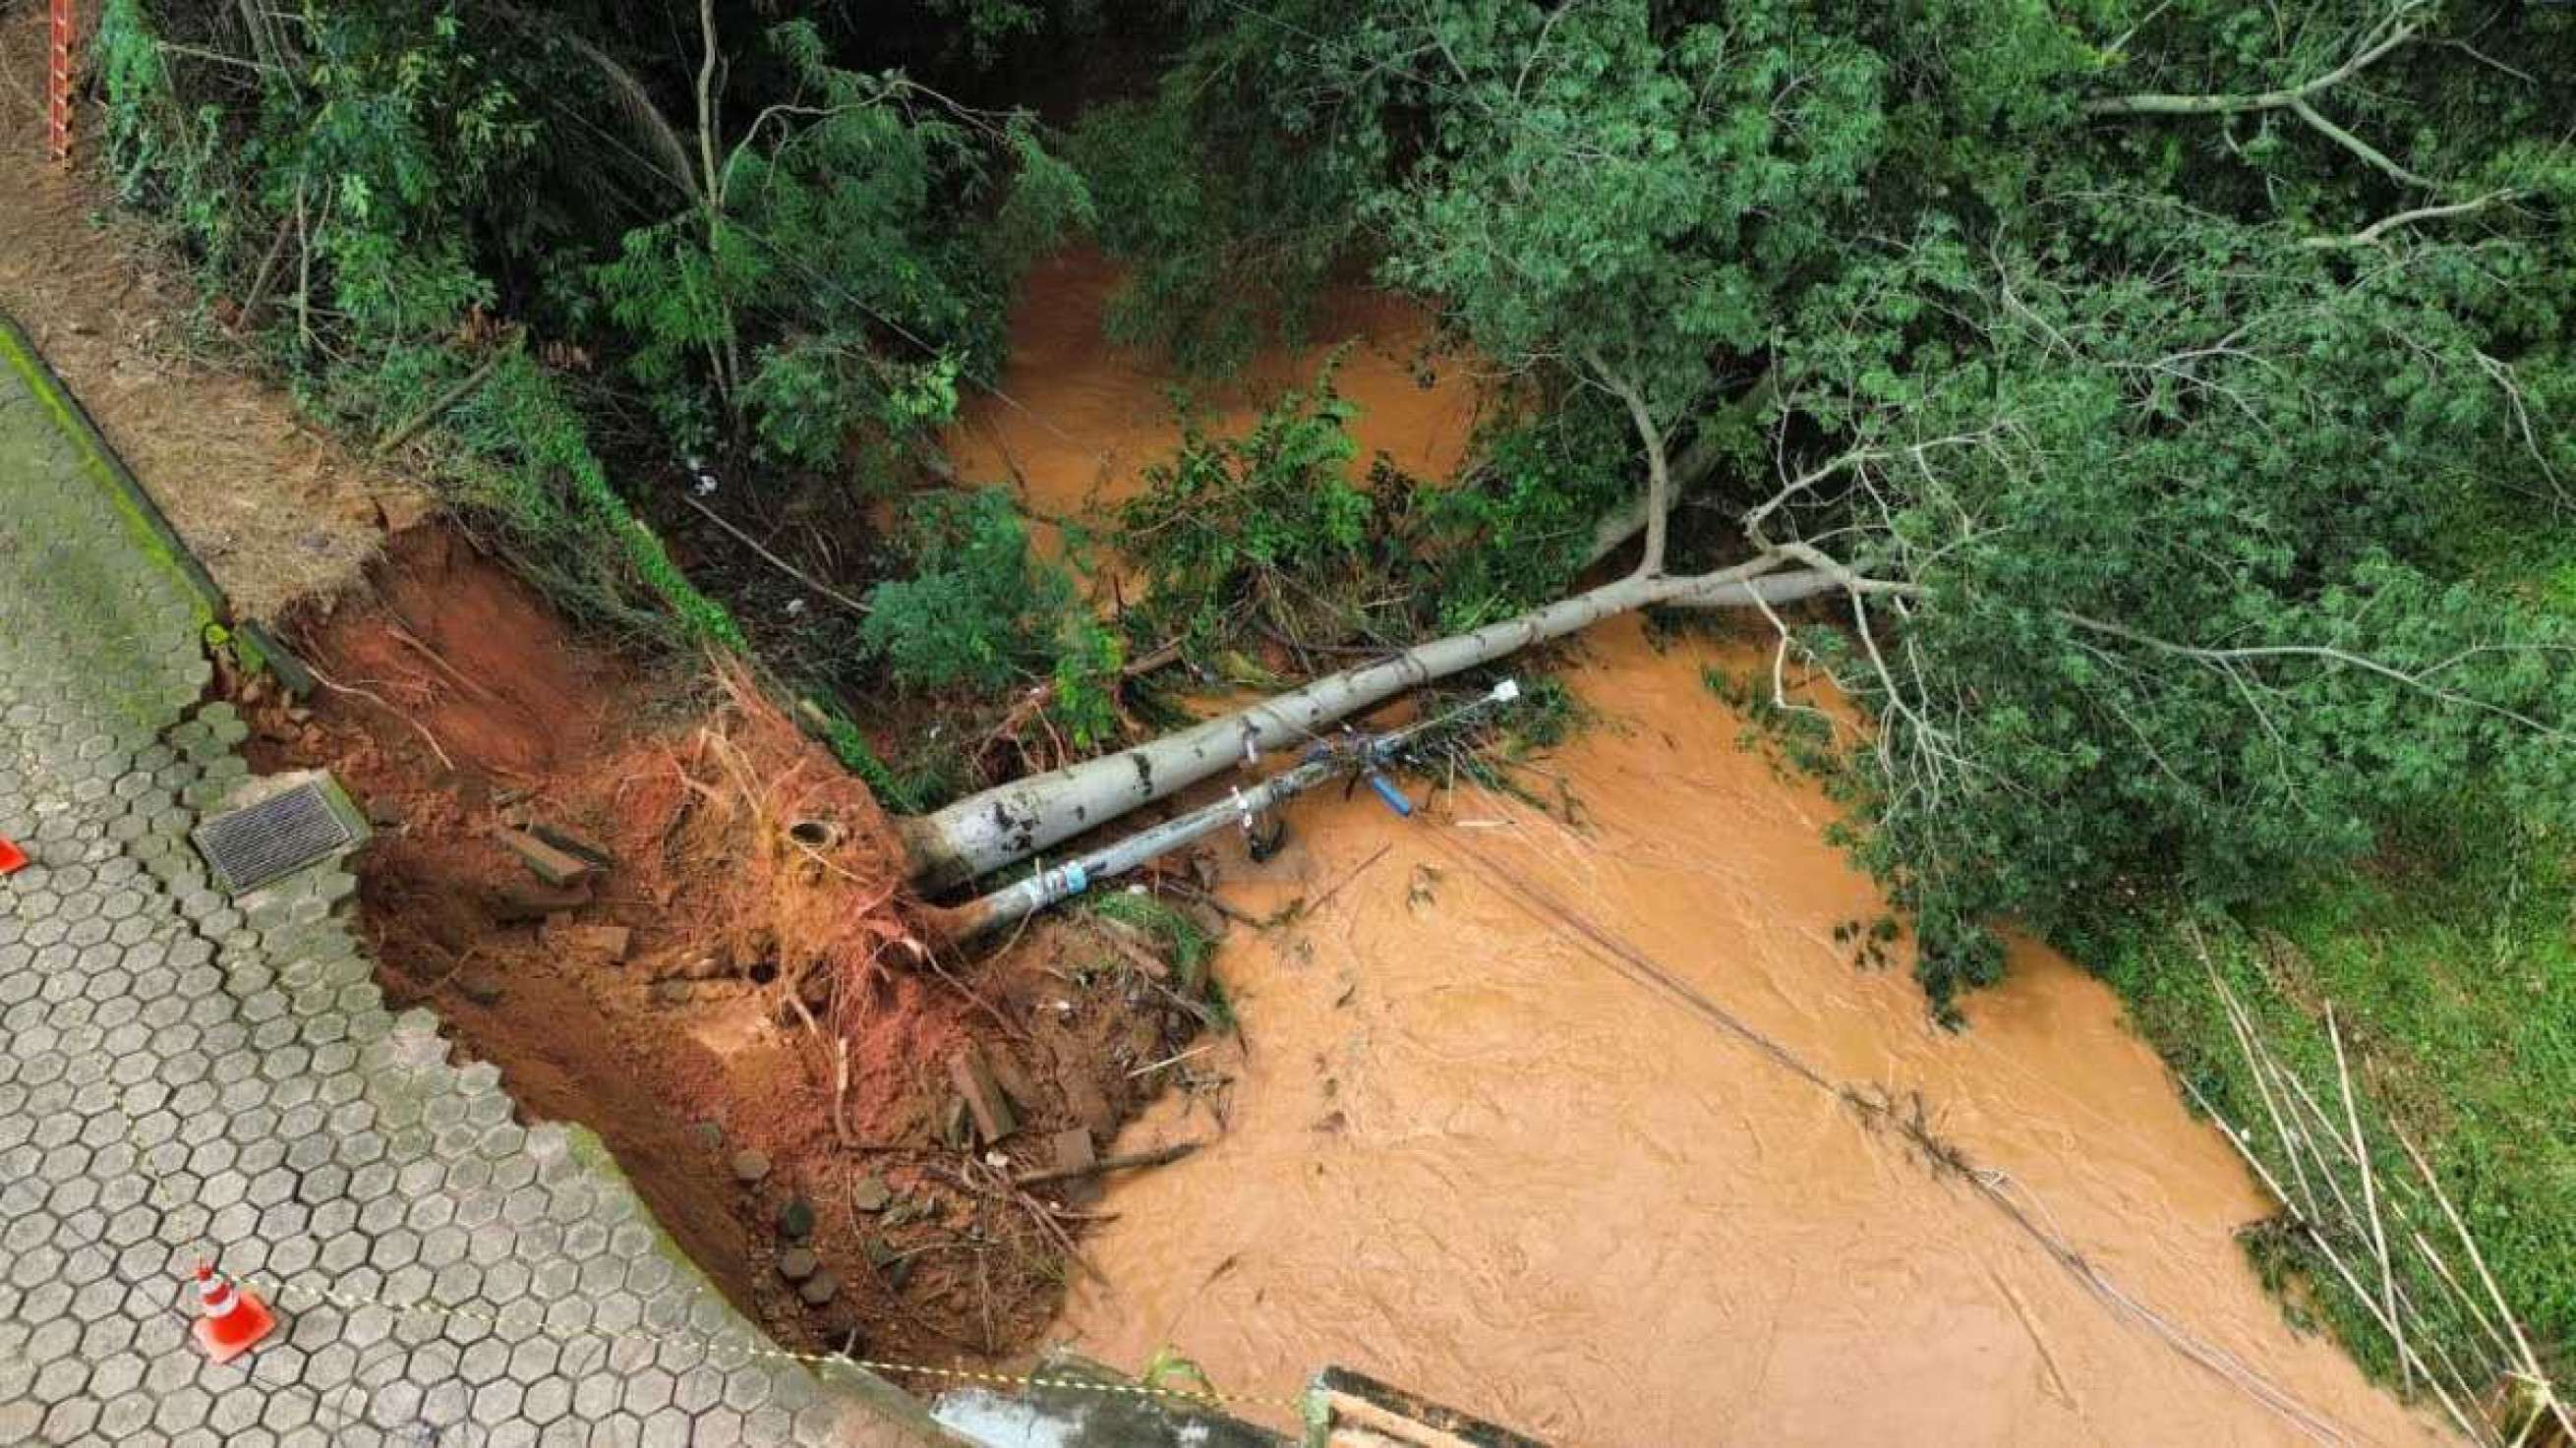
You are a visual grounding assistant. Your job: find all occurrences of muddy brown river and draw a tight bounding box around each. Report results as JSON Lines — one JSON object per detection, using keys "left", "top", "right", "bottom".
{"left": 946, "top": 253, "right": 2436, "bottom": 1446}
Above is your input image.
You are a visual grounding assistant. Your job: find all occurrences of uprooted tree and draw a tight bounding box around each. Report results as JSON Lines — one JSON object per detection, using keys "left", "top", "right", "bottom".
{"left": 90, "top": 0, "right": 2576, "bottom": 1006}
{"left": 909, "top": 0, "right": 2576, "bottom": 1006}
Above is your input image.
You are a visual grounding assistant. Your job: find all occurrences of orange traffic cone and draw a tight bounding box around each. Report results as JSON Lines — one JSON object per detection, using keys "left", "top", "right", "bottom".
{"left": 0, "top": 834, "right": 25, "bottom": 876}
{"left": 191, "top": 1261, "right": 276, "bottom": 1363}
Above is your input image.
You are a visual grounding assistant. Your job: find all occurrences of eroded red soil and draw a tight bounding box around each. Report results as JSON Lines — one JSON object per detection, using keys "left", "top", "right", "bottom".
{"left": 232, "top": 525, "right": 1206, "bottom": 1371}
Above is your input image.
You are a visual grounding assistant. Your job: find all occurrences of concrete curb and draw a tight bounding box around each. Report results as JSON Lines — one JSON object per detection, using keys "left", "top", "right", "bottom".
{"left": 0, "top": 306, "right": 314, "bottom": 692}
{"left": 0, "top": 307, "right": 228, "bottom": 630}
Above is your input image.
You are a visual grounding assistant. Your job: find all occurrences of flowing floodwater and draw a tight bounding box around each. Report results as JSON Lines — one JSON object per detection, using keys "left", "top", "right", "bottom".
{"left": 944, "top": 250, "right": 1484, "bottom": 531}
{"left": 944, "top": 254, "right": 2438, "bottom": 1446}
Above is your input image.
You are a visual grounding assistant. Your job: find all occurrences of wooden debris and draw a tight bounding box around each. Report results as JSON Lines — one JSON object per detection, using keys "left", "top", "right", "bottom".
{"left": 1044, "top": 1128, "right": 1100, "bottom": 1207}
{"left": 1058, "top": 1063, "right": 1118, "bottom": 1141}
{"left": 1312, "top": 1364, "right": 1551, "bottom": 1447}
{"left": 983, "top": 1045, "right": 1041, "bottom": 1114}
{"left": 527, "top": 821, "right": 615, "bottom": 870}
{"left": 648, "top": 951, "right": 726, "bottom": 981}
{"left": 497, "top": 827, "right": 595, "bottom": 888}
{"left": 948, "top": 1045, "right": 1019, "bottom": 1144}
{"left": 1045, "top": 1128, "right": 1096, "bottom": 1177}
{"left": 542, "top": 918, "right": 632, "bottom": 964}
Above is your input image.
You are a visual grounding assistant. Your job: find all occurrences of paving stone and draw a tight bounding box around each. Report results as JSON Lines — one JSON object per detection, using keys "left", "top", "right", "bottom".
{"left": 0, "top": 354, "right": 943, "bottom": 1446}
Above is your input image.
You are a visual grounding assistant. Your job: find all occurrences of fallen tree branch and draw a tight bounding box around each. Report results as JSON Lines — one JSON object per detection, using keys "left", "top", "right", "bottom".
{"left": 2391, "top": 1129, "right": 2576, "bottom": 1444}
{"left": 677, "top": 492, "right": 873, "bottom": 617}
{"left": 374, "top": 343, "right": 512, "bottom": 458}
{"left": 2302, "top": 190, "right": 2524, "bottom": 249}
{"left": 2083, "top": 7, "right": 2435, "bottom": 189}
{"left": 2082, "top": 11, "right": 2424, "bottom": 117}
{"left": 1580, "top": 377, "right": 1774, "bottom": 568}
{"left": 1585, "top": 350, "right": 1673, "bottom": 577}
{"left": 900, "top": 552, "right": 1867, "bottom": 886}
{"left": 2056, "top": 612, "right": 2572, "bottom": 744}
{"left": 2286, "top": 96, "right": 2430, "bottom": 189}
{"left": 2329, "top": 1007, "right": 2409, "bottom": 1394}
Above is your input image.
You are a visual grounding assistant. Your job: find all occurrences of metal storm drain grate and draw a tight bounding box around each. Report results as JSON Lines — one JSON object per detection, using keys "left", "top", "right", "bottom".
{"left": 192, "top": 778, "right": 362, "bottom": 895}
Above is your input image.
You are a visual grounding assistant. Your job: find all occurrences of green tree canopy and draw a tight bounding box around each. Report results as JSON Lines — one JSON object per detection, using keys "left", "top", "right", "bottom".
{"left": 1101, "top": 0, "right": 2576, "bottom": 1004}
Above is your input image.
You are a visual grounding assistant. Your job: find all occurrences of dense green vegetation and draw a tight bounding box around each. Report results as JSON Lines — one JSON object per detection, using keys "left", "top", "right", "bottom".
{"left": 1099, "top": 0, "right": 2576, "bottom": 1010}
{"left": 2086, "top": 519, "right": 2576, "bottom": 1403}
{"left": 91, "top": 0, "right": 1088, "bottom": 665}
{"left": 88, "top": 0, "right": 2574, "bottom": 1419}
{"left": 2101, "top": 820, "right": 2576, "bottom": 1392}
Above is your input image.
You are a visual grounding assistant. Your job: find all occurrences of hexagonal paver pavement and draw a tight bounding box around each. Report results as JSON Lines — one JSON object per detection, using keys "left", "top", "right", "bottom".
{"left": 2, "top": 324, "right": 958, "bottom": 1446}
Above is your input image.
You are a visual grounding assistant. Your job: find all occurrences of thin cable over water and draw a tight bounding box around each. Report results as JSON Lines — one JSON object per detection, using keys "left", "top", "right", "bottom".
{"left": 1420, "top": 816, "right": 2365, "bottom": 1448}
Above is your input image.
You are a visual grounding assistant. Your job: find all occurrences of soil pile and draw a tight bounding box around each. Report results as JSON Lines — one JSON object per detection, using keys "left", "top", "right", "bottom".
{"left": 237, "top": 525, "right": 1210, "bottom": 1370}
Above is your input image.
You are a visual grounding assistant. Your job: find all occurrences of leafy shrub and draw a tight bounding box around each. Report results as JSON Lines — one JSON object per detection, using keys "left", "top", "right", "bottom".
{"left": 862, "top": 487, "right": 1079, "bottom": 693}
{"left": 1117, "top": 367, "right": 1416, "bottom": 661}
{"left": 593, "top": 21, "right": 1088, "bottom": 475}
{"left": 1047, "top": 615, "right": 1127, "bottom": 751}
{"left": 1116, "top": 369, "right": 1639, "bottom": 664}
{"left": 1067, "top": 78, "right": 1352, "bottom": 375}
{"left": 860, "top": 487, "right": 1126, "bottom": 757}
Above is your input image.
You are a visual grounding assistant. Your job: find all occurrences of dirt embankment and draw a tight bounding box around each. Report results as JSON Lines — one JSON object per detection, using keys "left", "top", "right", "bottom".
{"left": 0, "top": 3, "right": 422, "bottom": 619}
{"left": 234, "top": 524, "right": 1211, "bottom": 1370}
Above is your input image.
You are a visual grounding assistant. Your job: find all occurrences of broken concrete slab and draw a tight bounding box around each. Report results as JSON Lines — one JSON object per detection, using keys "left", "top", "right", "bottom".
{"left": 497, "top": 826, "right": 595, "bottom": 888}
{"left": 527, "top": 819, "right": 615, "bottom": 869}
{"left": 849, "top": 1175, "right": 891, "bottom": 1213}
{"left": 778, "top": 1196, "right": 816, "bottom": 1240}
{"left": 949, "top": 1045, "right": 1018, "bottom": 1143}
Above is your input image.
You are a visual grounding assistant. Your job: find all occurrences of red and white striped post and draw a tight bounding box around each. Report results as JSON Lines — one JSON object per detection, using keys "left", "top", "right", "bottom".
{"left": 47, "top": 0, "right": 76, "bottom": 165}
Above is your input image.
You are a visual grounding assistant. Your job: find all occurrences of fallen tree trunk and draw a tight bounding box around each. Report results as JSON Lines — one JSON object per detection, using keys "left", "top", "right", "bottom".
{"left": 928, "top": 679, "right": 1521, "bottom": 940}
{"left": 897, "top": 555, "right": 1853, "bottom": 888}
